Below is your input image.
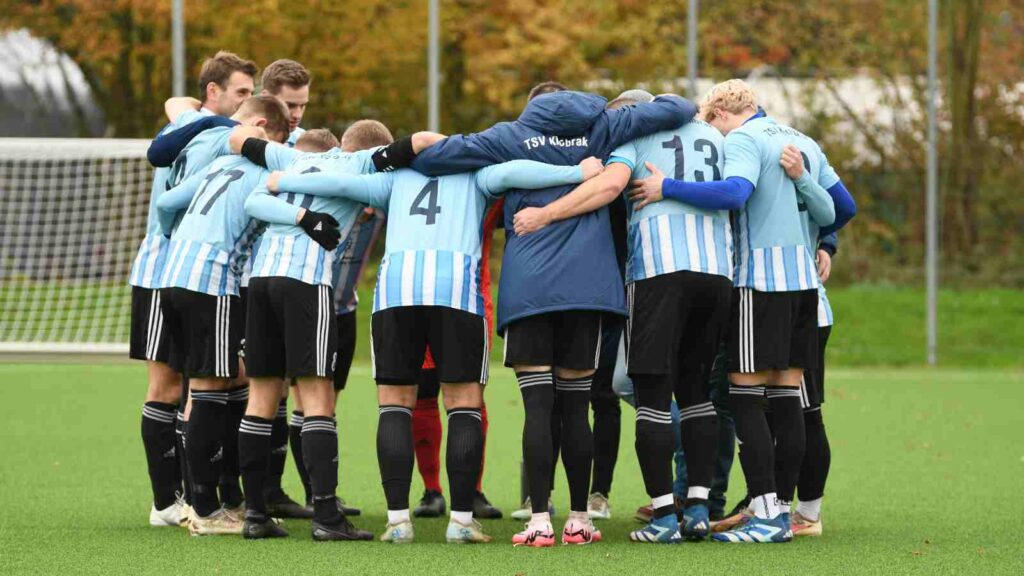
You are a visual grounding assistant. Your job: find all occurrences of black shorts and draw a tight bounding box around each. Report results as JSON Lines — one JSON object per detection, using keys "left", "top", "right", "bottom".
{"left": 245, "top": 277, "right": 337, "bottom": 380}
{"left": 415, "top": 368, "right": 441, "bottom": 399}
{"left": 801, "top": 325, "right": 832, "bottom": 408}
{"left": 728, "top": 288, "right": 819, "bottom": 374}
{"left": 333, "top": 312, "right": 357, "bottom": 391}
{"left": 502, "top": 310, "right": 603, "bottom": 370}
{"left": 238, "top": 287, "right": 248, "bottom": 358}
{"left": 626, "top": 270, "right": 733, "bottom": 377}
{"left": 129, "top": 286, "right": 177, "bottom": 366}
{"left": 371, "top": 306, "right": 488, "bottom": 385}
{"left": 159, "top": 288, "right": 241, "bottom": 378}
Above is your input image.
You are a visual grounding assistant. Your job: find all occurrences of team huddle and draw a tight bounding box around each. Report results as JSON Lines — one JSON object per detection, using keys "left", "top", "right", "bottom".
{"left": 130, "top": 51, "right": 855, "bottom": 546}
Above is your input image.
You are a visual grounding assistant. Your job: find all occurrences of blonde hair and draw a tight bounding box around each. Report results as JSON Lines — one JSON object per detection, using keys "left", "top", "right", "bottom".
{"left": 699, "top": 79, "right": 758, "bottom": 121}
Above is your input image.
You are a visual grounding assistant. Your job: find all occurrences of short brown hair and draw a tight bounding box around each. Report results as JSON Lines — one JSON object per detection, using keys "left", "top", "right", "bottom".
{"left": 236, "top": 95, "right": 290, "bottom": 143}
{"left": 198, "top": 51, "right": 258, "bottom": 101}
{"left": 528, "top": 81, "right": 568, "bottom": 101}
{"left": 261, "top": 59, "right": 311, "bottom": 95}
{"left": 340, "top": 120, "right": 393, "bottom": 152}
{"left": 295, "top": 128, "right": 340, "bottom": 152}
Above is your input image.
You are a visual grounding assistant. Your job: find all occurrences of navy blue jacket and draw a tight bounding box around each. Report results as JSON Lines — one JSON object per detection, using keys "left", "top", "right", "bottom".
{"left": 412, "top": 91, "right": 697, "bottom": 331}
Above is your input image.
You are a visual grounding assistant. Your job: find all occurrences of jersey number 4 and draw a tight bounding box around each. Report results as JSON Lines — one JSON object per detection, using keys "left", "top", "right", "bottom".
{"left": 409, "top": 179, "right": 441, "bottom": 225}
{"left": 188, "top": 168, "right": 244, "bottom": 215}
{"left": 661, "top": 136, "right": 722, "bottom": 182}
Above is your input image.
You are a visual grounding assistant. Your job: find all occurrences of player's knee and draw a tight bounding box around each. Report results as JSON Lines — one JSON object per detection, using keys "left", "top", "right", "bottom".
{"left": 770, "top": 368, "right": 803, "bottom": 388}
{"left": 245, "top": 378, "right": 283, "bottom": 418}
{"left": 440, "top": 382, "right": 482, "bottom": 410}
{"left": 554, "top": 367, "right": 594, "bottom": 380}
{"left": 377, "top": 384, "right": 417, "bottom": 409}
{"left": 295, "top": 377, "right": 334, "bottom": 416}
{"left": 145, "top": 361, "right": 182, "bottom": 403}
{"left": 514, "top": 364, "right": 552, "bottom": 373}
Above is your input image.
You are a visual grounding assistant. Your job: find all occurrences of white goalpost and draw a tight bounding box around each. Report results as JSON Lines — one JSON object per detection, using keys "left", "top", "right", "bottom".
{"left": 0, "top": 138, "right": 153, "bottom": 354}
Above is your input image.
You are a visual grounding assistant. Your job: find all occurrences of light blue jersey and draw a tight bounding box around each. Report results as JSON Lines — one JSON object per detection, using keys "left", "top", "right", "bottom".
{"left": 609, "top": 120, "right": 732, "bottom": 283}
{"left": 245, "top": 144, "right": 381, "bottom": 287}
{"left": 129, "top": 108, "right": 213, "bottom": 288}
{"left": 726, "top": 116, "right": 840, "bottom": 292}
{"left": 333, "top": 213, "right": 383, "bottom": 314}
{"left": 273, "top": 160, "right": 585, "bottom": 316}
{"left": 157, "top": 156, "right": 268, "bottom": 296}
{"left": 817, "top": 285, "right": 833, "bottom": 327}
{"left": 286, "top": 126, "right": 306, "bottom": 147}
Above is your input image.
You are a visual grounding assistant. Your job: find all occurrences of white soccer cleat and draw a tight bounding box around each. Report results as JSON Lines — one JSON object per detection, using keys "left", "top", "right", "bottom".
{"left": 188, "top": 507, "right": 244, "bottom": 536}
{"left": 587, "top": 493, "right": 611, "bottom": 520}
{"left": 380, "top": 520, "right": 415, "bottom": 544}
{"left": 149, "top": 501, "right": 184, "bottom": 527}
{"left": 445, "top": 518, "right": 492, "bottom": 544}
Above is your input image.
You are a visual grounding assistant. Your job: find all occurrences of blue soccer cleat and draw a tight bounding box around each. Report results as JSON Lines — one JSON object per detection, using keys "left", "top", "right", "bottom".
{"left": 711, "top": 513, "right": 792, "bottom": 543}
{"left": 680, "top": 504, "right": 711, "bottom": 541}
{"left": 629, "top": 513, "right": 681, "bottom": 544}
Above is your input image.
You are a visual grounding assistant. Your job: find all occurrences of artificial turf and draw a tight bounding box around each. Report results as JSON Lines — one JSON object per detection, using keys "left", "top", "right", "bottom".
{"left": 1, "top": 363, "right": 1021, "bottom": 575}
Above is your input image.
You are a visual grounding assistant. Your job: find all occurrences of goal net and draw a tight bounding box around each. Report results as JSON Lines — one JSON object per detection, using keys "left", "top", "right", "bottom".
{"left": 0, "top": 138, "right": 152, "bottom": 354}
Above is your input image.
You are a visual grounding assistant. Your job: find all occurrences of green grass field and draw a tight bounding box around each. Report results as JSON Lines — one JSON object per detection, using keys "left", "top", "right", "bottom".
{"left": 2, "top": 362, "right": 1022, "bottom": 575}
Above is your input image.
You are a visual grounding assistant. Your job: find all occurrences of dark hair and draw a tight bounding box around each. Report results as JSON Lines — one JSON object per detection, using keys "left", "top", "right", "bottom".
{"left": 296, "top": 128, "right": 340, "bottom": 152}
{"left": 237, "top": 95, "right": 291, "bottom": 143}
{"left": 528, "top": 81, "right": 568, "bottom": 101}
{"left": 261, "top": 59, "right": 311, "bottom": 94}
{"left": 198, "top": 51, "right": 258, "bottom": 101}
{"left": 341, "top": 120, "right": 394, "bottom": 152}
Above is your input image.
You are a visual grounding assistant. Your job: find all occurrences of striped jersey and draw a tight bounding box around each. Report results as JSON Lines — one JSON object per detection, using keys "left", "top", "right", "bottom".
{"left": 726, "top": 116, "right": 840, "bottom": 292}
{"left": 273, "top": 160, "right": 584, "bottom": 317}
{"left": 608, "top": 121, "right": 732, "bottom": 283}
{"left": 129, "top": 108, "right": 212, "bottom": 288}
{"left": 158, "top": 156, "right": 268, "bottom": 296}
{"left": 248, "top": 144, "right": 380, "bottom": 287}
{"left": 332, "top": 211, "right": 384, "bottom": 314}
{"left": 817, "top": 285, "right": 833, "bottom": 327}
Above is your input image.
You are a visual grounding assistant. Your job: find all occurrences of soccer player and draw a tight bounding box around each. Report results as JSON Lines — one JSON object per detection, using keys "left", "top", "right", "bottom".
{"left": 265, "top": 153, "right": 605, "bottom": 544}
{"left": 153, "top": 96, "right": 290, "bottom": 536}
{"left": 259, "top": 59, "right": 310, "bottom": 147}
{"left": 512, "top": 89, "right": 733, "bottom": 543}
{"left": 629, "top": 79, "right": 854, "bottom": 543}
{"left": 129, "top": 51, "right": 257, "bottom": 527}
{"left": 232, "top": 122, "right": 440, "bottom": 540}
{"left": 409, "top": 82, "right": 696, "bottom": 547}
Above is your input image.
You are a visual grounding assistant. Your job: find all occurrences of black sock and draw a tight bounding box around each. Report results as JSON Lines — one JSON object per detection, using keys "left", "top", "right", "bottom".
{"left": 175, "top": 410, "right": 190, "bottom": 504}
{"left": 218, "top": 384, "right": 247, "bottom": 507}
{"left": 238, "top": 416, "right": 273, "bottom": 519}
{"left": 376, "top": 405, "right": 414, "bottom": 512}
{"left": 728, "top": 384, "right": 775, "bottom": 499}
{"left": 187, "top": 390, "right": 228, "bottom": 517}
{"left": 798, "top": 407, "right": 830, "bottom": 502}
{"left": 555, "top": 375, "right": 594, "bottom": 512}
{"left": 265, "top": 399, "right": 289, "bottom": 499}
{"left": 446, "top": 408, "right": 483, "bottom": 513}
{"left": 289, "top": 410, "right": 312, "bottom": 504}
{"left": 633, "top": 373, "right": 676, "bottom": 519}
{"left": 549, "top": 390, "right": 562, "bottom": 488}
{"left": 678, "top": 400, "right": 719, "bottom": 508}
{"left": 767, "top": 386, "right": 805, "bottom": 506}
{"left": 518, "top": 371, "right": 554, "bottom": 513}
{"left": 302, "top": 416, "right": 342, "bottom": 524}
{"left": 141, "top": 401, "right": 179, "bottom": 510}
{"left": 589, "top": 365, "right": 620, "bottom": 496}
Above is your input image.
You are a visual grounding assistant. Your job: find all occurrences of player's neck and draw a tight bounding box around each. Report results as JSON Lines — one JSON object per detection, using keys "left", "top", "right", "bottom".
{"left": 200, "top": 103, "right": 219, "bottom": 116}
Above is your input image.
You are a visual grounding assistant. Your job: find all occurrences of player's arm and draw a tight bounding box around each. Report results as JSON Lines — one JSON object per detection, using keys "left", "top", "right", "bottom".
{"left": 164, "top": 97, "right": 202, "bottom": 124}
{"left": 269, "top": 170, "right": 394, "bottom": 209}
{"left": 779, "top": 145, "right": 835, "bottom": 227}
{"left": 155, "top": 172, "right": 204, "bottom": 236}
{"left": 513, "top": 163, "right": 630, "bottom": 236}
{"left": 370, "top": 132, "right": 447, "bottom": 173}
{"left": 474, "top": 157, "right": 601, "bottom": 197}
{"left": 147, "top": 116, "right": 240, "bottom": 167}
{"left": 244, "top": 185, "right": 343, "bottom": 251}
{"left": 814, "top": 147, "right": 856, "bottom": 235}
{"left": 817, "top": 231, "right": 838, "bottom": 282}
{"left": 410, "top": 125, "right": 512, "bottom": 176}
{"left": 235, "top": 135, "right": 300, "bottom": 170}
{"left": 603, "top": 94, "right": 698, "bottom": 150}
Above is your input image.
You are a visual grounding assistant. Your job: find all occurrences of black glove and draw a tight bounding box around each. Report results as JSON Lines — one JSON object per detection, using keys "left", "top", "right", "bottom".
{"left": 299, "top": 210, "right": 341, "bottom": 251}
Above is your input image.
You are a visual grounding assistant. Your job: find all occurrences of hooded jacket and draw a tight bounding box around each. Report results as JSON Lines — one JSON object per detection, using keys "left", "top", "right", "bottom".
{"left": 411, "top": 91, "right": 697, "bottom": 331}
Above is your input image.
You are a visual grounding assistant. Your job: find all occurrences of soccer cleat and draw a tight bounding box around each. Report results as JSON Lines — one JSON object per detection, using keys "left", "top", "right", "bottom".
{"left": 379, "top": 520, "right": 415, "bottom": 544}
{"left": 266, "top": 492, "right": 314, "bottom": 519}
{"left": 511, "top": 497, "right": 556, "bottom": 521}
{"left": 711, "top": 513, "right": 792, "bottom": 543}
{"left": 189, "top": 507, "right": 244, "bottom": 536}
{"left": 446, "top": 518, "right": 493, "bottom": 543}
{"left": 338, "top": 497, "right": 362, "bottom": 517}
{"left": 680, "top": 504, "right": 711, "bottom": 541}
{"left": 312, "top": 517, "right": 374, "bottom": 541}
{"left": 149, "top": 501, "right": 184, "bottom": 527}
{"left": 224, "top": 503, "right": 246, "bottom": 520}
{"left": 790, "top": 511, "right": 823, "bottom": 537}
{"left": 243, "top": 515, "right": 289, "bottom": 539}
{"left": 587, "top": 493, "right": 611, "bottom": 520}
{"left": 472, "top": 492, "right": 503, "bottom": 519}
{"left": 629, "top": 514, "right": 681, "bottom": 544}
{"left": 711, "top": 500, "right": 752, "bottom": 533}
{"left": 413, "top": 490, "right": 446, "bottom": 518}
{"left": 562, "top": 516, "right": 602, "bottom": 545}
{"left": 512, "top": 522, "right": 556, "bottom": 547}
{"left": 634, "top": 504, "right": 654, "bottom": 523}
